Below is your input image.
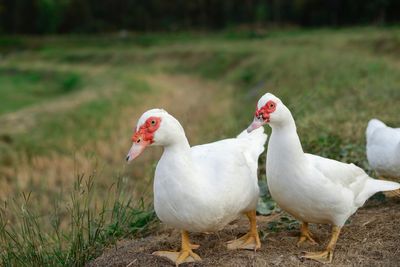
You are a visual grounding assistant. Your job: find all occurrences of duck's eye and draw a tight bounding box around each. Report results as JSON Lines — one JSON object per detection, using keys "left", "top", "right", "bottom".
{"left": 151, "top": 120, "right": 156, "bottom": 125}
{"left": 136, "top": 138, "right": 141, "bottom": 143}
{"left": 270, "top": 103, "right": 274, "bottom": 108}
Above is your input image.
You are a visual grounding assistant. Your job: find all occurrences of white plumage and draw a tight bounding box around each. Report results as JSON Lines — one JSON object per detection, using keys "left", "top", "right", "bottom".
{"left": 126, "top": 108, "right": 267, "bottom": 265}
{"left": 247, "top": 93, "right": 400, "bottom": 263}
{"left": 269, "top": 152, "right": 399, "bottom": 226}
{"left": 366, "top": 118, "right": 400, "bottom": 179}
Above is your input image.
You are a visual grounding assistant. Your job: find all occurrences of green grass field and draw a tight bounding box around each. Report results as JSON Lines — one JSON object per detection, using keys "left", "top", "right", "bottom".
{"left": 0, "top": 27, "right": 399, "bottom": 266}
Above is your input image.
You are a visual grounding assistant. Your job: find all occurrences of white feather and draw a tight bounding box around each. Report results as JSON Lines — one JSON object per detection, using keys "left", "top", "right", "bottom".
{"left": 137, "top": 110, "right": 267, "bottom": 232}
{"left": 259, "top": 94, "right": 400, "bottom": 227}
{"left": 366, "top": 118, "right": 400, "bottom": 178}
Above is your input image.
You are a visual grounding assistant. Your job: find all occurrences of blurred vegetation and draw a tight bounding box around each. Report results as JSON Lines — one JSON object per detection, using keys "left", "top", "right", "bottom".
{"left": 0, "top": 27, "right": 400, "bottom": 265}
{"left": 0, "top": 0, "right": 400, "bottom": 34}
{"left": 0, "top": 69, "right": 81, "bottom": 114}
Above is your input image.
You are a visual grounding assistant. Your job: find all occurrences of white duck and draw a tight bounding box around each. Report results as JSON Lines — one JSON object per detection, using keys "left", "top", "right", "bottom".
{"left": 247, "top": 93, "right": 400, "bottom": 263}
{"left": 126, "top": 108, "right": 267, "bottom": 265}
{"left": 366, "top": 118, "right": 400, "bottom": 180}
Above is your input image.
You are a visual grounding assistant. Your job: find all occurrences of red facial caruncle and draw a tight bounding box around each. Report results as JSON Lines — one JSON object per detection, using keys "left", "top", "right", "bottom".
{"left": 255, "top": 100, "right": 276, "bottom": 122}
{"left": 126, "top": 116, "right": 161, "bottom": 162}
{"left": 131, "top": 116, "right": 162, "bottom": 144}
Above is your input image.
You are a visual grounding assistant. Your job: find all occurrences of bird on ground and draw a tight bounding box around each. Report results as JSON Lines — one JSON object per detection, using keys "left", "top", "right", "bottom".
{"left": 126, "top": 108, "right": 267, "bottom": 266}
{"left": 247, "top": 93, "right": 400, "bottom": 263}
{"left": 366, "top": 118, "right": 400, "bottom": 181}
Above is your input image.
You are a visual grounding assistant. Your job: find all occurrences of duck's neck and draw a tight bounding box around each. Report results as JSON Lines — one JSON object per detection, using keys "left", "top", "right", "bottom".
{"left": 268, "top": 114, "right": 305, "bottom": 165}
{"left": 158, "top": 135, "right": 194, "bottom": 181}
{"left": 163, "top": 138, "right": 191, "bottom": 155}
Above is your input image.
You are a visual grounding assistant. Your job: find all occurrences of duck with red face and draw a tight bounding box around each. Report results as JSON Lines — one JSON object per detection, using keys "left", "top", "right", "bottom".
{"left": 126, "top": 116, "right": 161, "bottom": 161}
{"left": 126, "top": 108, "right": 267, "bottom": 266}
{"left": 247, "top": 92, "right": 400, "bottom": 264}
{"left": 247, "top": 97, "right": 284, "bottom": 133}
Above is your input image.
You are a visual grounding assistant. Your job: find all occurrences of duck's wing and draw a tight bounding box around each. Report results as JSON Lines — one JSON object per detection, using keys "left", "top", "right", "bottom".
{"left": 190, "top": 127, "right": 267, "bottom": 185}
{"left": 306, "top": 153, "right": 367, "bottom": 189}
{"left": 306, "top": 153, "right": 400, "bottom": 206}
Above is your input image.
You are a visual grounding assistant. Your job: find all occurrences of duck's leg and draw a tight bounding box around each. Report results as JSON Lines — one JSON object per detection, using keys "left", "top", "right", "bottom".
{"left": 297, "top": 222, "right": 318, "bottom": 246}
{"left": 227, "top": 210, "right": 261, "bottom": 251}
{"left": 300, "top": 225, "right": 341, "bottom": 264}
{"left": 152, "top": 230, "right": 201, "bottom": 266}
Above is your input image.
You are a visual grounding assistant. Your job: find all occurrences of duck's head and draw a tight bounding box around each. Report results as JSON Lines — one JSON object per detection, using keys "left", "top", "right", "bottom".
{"left": 247, "top": 93, "right": 290, "bottom": 132}
{"left": 126, "top": 108, "right": 185, "bottom": 162}
{"left": 366, "top": 118, "right": 386, "bottom": 140}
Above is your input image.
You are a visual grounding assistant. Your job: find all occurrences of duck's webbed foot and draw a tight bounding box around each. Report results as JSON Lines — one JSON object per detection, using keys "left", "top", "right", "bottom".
{"left": 227, "top": 210, "right": 261, "bottom": 251}
{"left": 297, "top": 222, "right": 318, "bottom": 246}
{"left": 300, "top": 225, "right": 341, "bottom": 264}
{"left": 152, "top": 230, "right": 201, "bottom": 266}
{"left": 301, "top": 249, "right": 333, "bottom": 264}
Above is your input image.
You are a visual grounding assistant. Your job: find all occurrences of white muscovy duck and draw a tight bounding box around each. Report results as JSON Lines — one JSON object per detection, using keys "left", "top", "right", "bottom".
{"left": 247, "top": 93, "right": 400, "bottom": 263}
{"left": 126, "top": 108, "right": 267, "bottom": 265}
{"left": 366, "top": 118, "right": 400, "bottom": 180}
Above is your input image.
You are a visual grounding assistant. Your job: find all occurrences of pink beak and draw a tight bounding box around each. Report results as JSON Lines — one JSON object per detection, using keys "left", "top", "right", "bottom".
{"left": 126, "top": 140, "right": 150, "bottom": 162}
{"left": 247, "top": 118, "right": 265, "bottom": 133}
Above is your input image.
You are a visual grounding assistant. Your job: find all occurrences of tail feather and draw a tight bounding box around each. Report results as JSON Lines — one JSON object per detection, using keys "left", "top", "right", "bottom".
{"left": 358, "top": 179, "right": 400, "bottom": 204}
{"left": 372, "top": 179, "right": 400, "bottom": 192}
{"left": 237, "top": 127, "right": 268, "bottom": 158}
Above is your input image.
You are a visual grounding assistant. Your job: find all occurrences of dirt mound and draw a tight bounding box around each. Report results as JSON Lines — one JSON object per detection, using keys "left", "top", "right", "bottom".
{"left": 89, "top": 197, "right": 400, "bottom": 266}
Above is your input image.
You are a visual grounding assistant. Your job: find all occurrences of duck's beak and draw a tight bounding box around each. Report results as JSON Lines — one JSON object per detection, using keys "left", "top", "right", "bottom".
{"left": 126, "top": 140, "right": 150, "bottom": 162}
{"left": 247, "top": 118, "right": 265, "bottom": 133}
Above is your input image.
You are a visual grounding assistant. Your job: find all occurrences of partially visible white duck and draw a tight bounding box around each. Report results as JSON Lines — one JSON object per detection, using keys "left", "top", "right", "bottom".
{"left": 247, "top": 93, "right": 400, "bottom": 263}
{"left": 366, "top": 118, "right": 400, "bottom": 180}
{"left": 126, "top": 108, "right": 267, "bottom": 265}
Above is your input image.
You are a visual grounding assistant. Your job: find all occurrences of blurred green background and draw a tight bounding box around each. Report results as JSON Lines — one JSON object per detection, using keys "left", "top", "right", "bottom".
{"left": 0, "top": 1, "right": 400, "bottom": 266}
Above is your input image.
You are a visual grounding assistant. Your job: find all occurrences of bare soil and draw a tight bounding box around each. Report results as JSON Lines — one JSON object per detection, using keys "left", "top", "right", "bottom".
{"left": 89, "top": 197, "right": 400, "bottom": 267}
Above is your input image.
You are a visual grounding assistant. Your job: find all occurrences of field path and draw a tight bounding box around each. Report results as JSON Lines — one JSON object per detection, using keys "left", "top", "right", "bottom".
{"left": 0, "top": 71, "right": 235, "bottom": 201}
{"left": 0, "top": 62, "right": 109, "bottom": 134}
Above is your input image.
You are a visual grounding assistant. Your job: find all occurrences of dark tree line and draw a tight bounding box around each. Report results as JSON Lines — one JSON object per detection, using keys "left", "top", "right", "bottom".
{"left": 0, "top": 0, "right": 399, "bottom": 34}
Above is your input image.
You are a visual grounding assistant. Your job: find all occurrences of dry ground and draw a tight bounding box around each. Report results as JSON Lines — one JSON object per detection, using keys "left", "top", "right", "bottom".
{"left": 89, "top": 197, "right": 400, "bottom": 267}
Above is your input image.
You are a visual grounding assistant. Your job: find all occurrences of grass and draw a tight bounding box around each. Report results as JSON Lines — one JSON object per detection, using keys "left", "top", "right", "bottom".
{"left": 0, "top": 26, "right": 400, "bottom": 265}
{"left": 0, "top": 68, "right": 82, "bottom": 115}
{"left": 0, "top": 174, "right": 155, "bottom": 266}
